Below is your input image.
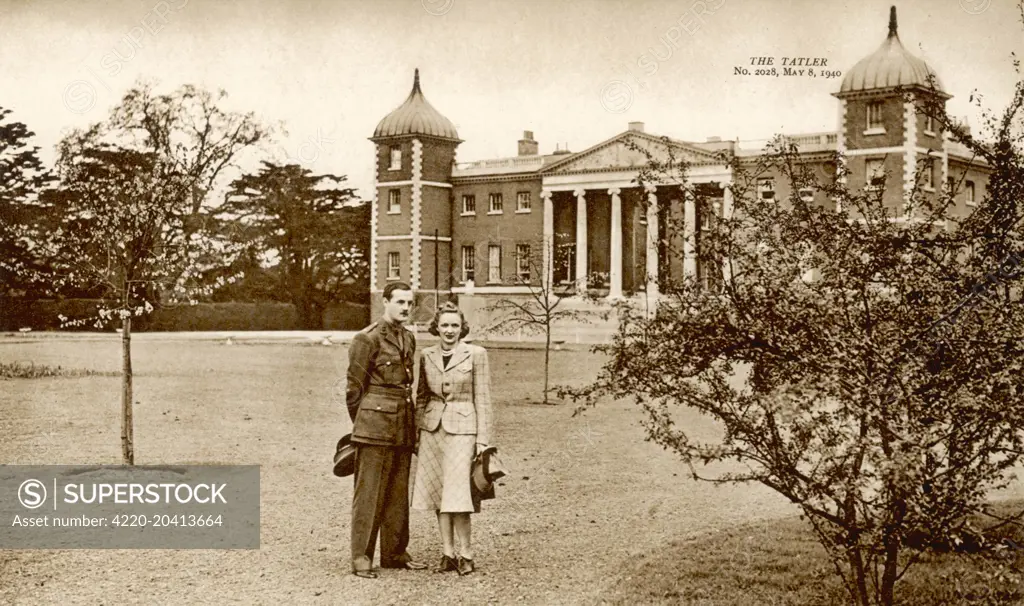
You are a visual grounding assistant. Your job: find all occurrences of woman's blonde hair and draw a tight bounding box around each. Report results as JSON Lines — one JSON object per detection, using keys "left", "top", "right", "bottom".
{"left": 428, "top": 301, "right": 471, "bottom": 340}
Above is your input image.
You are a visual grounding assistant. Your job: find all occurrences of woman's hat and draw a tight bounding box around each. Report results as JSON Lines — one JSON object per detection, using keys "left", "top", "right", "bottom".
{"left": 333, "top": 434, "right": 356, "bottom": 477}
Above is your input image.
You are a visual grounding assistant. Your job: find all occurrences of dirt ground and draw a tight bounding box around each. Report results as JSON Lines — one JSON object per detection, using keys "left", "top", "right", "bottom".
{"left": 0, "top": 336, "right": 816, "bottom": 605}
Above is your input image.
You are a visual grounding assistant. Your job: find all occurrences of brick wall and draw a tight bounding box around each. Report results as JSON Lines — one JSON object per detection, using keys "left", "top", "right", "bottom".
{"left": 377, "top": 184, "right": 412, "bottom": 235}
{"left": 450, "top": 178, "right": 543, "bottom": 287}
{"left": 376, "top": 240, "right": 411, "bottom": 290}
{"left": 419, "top": 186, "right": 452, "bottom": 237}
{"left": 845, "top": 96, "right": 904, "bottom": 149}
{"left": 420, "top": 139, "right": 457, "bottom": 183}
{"left": 376, "top": 140, "right": 413, "bottom": 182}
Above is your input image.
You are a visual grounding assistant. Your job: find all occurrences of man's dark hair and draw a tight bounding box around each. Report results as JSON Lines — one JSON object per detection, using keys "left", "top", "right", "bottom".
{"left": 383, "top": 282, "right": 413, "bottom": 301}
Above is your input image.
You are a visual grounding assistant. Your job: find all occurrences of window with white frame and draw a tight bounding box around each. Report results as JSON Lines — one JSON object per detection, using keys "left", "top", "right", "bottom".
{"left": 389, "top": 146, "right": 402, "bottom": 170}
{"left": 515, "top": 243, "right": 531, "bottom": 281}
{"left": 926, "top": 158, "right": 936, "bottom": 189}
{"left": 866, "top": 102, "right": 884, "bottom": 131}
{"left": 758, "top": 178, "right": 775, "bottom": 200}
{"left": 489, "top": 193, "right": 503, "bottom": 214}
{"left": 388, "top": 189, "right": 400, "bottom": 213}
{"left": 488, "top": 244, "right": 501, "bottom": 283}
{"left": 699, "top": 201, "right": 714, "bottom": 230}
{"left": 387, "top": 252, "right": 400, "bottom": 280}
{"left": 461, "top": 245, "right": 475, "bottom": 283}
{"left": 924, "top": 113, "right": 936, "bottom": 134}
{"left": 866, "top": 159, "right": 885, "bottom": 189}
{"left": 966, "top": 180, "right": 976, "bottom": 206}
{"left": 462, "top": 194, "right": 476, "bottom": 215}
{"left": 516, "top": 192, "right": 532, "bottom": 213}
{"left": 799, "top": 187, "right": 815, "bottom": 202}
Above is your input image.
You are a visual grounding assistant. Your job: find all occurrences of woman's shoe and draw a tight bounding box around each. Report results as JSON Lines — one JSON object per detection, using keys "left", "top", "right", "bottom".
{"left": 457, "top": 556, "right": 475, "bottom": 576}
{"left": 435, "top": 554, "right": 458, "bottom": 573}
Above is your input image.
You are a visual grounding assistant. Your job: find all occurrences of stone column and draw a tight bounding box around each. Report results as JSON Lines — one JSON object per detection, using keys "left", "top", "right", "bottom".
{"left": 608, "top": 187, "right": 623, "bottom": 299}
{"left": 574, "top": 188, "right": 587, "bottom": 294}
{"left": 645, "top": 184, "right": 659, "bottom": 299}
{"left": 721, "top": 184, "right": 733, "bottom": 285}
{"left": 683, "top": 187, "right": 697, "bottom": 279}
{"left": 541, "top": 189, "right": 554, "bottom": 292}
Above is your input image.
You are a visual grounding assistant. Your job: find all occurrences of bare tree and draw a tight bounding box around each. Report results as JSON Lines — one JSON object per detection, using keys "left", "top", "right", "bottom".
{"left": 484, "top": 236, "right": 602, "bottom": 404}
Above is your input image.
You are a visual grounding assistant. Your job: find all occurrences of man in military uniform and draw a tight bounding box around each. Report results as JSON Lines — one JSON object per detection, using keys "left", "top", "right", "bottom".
{"left": 345, "top": 281, "right": 428, "bottom": 578}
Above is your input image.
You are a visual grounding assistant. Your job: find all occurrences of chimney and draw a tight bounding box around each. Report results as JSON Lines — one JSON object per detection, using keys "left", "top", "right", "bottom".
{"left": 518, "top": 130, "right": 538, "bottom": 156}
{"left": 628, "top": 121, "right": 645, "bottom": 133}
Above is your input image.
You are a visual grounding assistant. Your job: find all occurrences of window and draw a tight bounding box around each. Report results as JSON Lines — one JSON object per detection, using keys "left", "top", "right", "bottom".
{"left": 699, "top": 201, "right": 715, "bottom": 230}
{"left": 389, "top": 146, "right": 402, "bottom": 170}
{"left": 758, "top": 178, "right": 775, "bottom": 200}
{"left": 488, "top": 245, "right": 501, "bottom": 283}
{"left": 923, "top": 113, "right": 936, "bottom": 135}
{"left": 696, "top": 203, "right": 721, "bottom": 294}
{"left": 866, "top": 101, "right": 884, "bottom": 131}
{"left": 516, "top": 192, "right": 532, "bottom": 213}
{"left": 515, "top": 244, "right": 531, "bottom": 281}
{"left": 461, "top": 245, "right": 475, "bottom": 283}
{"left": 866, "top": 159, "right": 885, "bottom": 189}
{"left": 799, "top": 188, "right": 815, "bottom": 202}
{"left": 387, "top": 252, "right": 400, "bottom": 280}
{"left": 388, "top": 189, "right": 400, "bottom": 213}
{"left": 556, "top": 243, "right": 576, "bottom": 284}
{"left": 966, "top": 180, "right": 976, "bottom": 206}
{"left": 461, "top": 194, "right": 476, "bottom": 215}
{"left": 925, "top": 158, "right": 936, "bottom": 190}
{"left": 489, "top": 193, "right": 503, "bottom": 214}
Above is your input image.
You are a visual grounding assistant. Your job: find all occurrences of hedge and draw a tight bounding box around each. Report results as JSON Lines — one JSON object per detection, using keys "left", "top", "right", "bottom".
{"left": 0, "top": 299, "right": 369, "bottom": 332}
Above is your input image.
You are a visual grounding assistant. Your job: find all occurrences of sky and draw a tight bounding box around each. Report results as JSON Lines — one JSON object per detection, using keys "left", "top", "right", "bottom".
{"left": 1, "top": 0, "right": 1022, "bottom": 200}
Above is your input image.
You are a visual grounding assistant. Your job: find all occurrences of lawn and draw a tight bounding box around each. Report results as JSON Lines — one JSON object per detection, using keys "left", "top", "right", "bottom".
{"left": 0, "top": 335, "right": 1021, "bottom": 605}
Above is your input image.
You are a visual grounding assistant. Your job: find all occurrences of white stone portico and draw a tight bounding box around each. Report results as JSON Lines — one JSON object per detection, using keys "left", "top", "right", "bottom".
{"left": 537, "top": 128, "right": 733, "bottom": 301}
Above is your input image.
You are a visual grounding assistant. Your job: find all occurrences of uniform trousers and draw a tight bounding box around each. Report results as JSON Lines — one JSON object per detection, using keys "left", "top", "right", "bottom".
{"left": 350, "top": 444, "right": 412, "bottom": 571}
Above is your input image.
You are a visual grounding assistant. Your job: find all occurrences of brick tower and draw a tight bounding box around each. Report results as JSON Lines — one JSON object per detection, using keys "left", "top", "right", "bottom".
{"left": 833, "top": 6, "right": 951, "bottom": 215}
{"left": 369, "top": 69, "right": 462, "bottom": 321}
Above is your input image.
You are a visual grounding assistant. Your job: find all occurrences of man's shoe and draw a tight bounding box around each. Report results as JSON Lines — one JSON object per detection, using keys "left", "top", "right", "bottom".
{"left": 457, "top": 556, "right": 475, "bottom": 576}
{"left": 434, "top": 554, "right": 458, "bottom": 573}
{"left": 381, "top": 558, "right": 428, "bottom": 570}
{"left": 352, "top": 569, "right": 378, "bottom": 579}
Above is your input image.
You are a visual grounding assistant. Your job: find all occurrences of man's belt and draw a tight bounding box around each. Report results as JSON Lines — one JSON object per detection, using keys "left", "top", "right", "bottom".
{"left": 366, "top": 385, "right": 412, "bottom": 398}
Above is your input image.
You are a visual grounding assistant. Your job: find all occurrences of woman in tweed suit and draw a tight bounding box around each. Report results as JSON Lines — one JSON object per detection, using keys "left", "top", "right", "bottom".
{"left": 412, "top": 302, "right": 493, "bottom": 576}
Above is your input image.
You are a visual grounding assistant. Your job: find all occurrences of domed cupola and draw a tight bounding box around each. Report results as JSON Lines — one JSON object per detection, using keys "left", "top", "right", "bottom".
{"left": 373, "top": 69, "right": 461, "bottom": 142}
{"left": 838, "top": 7, "right": 947, "bottom": 97}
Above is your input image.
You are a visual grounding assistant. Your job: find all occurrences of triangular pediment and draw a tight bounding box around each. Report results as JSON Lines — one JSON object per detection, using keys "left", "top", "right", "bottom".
{"left": 539, "top": 131, "right": 725, "bottom": 175}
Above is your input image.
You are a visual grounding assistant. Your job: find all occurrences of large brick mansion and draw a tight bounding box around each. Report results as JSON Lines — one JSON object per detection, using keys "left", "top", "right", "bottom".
{"left": 367, "top": 6, "right": 990, "bottom": 321}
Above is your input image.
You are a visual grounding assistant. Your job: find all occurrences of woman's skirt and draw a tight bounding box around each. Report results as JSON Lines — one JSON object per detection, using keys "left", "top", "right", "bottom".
{"left": 412, "top": 428, "right": 476, "bottom": 513}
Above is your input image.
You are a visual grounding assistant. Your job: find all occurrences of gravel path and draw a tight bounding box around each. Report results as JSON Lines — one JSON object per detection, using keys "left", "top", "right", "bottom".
{"left": 0, "top": 339, "right": 799, "bottom": 605}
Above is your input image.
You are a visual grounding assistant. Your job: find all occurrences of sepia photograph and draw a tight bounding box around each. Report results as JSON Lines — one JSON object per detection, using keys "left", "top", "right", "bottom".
{"left": 3, "top": 0, "right": 1024, "bottom": 603}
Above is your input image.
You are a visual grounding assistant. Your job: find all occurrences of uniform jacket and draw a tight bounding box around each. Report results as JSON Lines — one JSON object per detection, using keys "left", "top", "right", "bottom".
{"left": 416, "top": 341, "right": 492, "bottom": 446}
{"left": 346, "top": 320, "right": 417, "bottom": 448}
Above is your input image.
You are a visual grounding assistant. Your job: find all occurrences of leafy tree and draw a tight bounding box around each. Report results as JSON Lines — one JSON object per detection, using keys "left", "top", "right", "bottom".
{"left": 105, "top": 81, "right": 273, "bottom": 224}
{"left": 0, "top": 107, "right": 54, "bottom": 301}
{"left": 563, "top": 78, "right": 1024, "bottom": 605}
{"left": 33, "top": 143, "right": 216, "bottom": 464}
{"left": 484, "top": 236, "right": 602, "bottom": 404}
{"left": 41, "top": 81, "right": 275, "bottom": 308}
{"left": 216, "top": 161, "right": 370, "bottom": 329}
{"left": 9, "top": 82, "right": 271, "bottom": 462}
